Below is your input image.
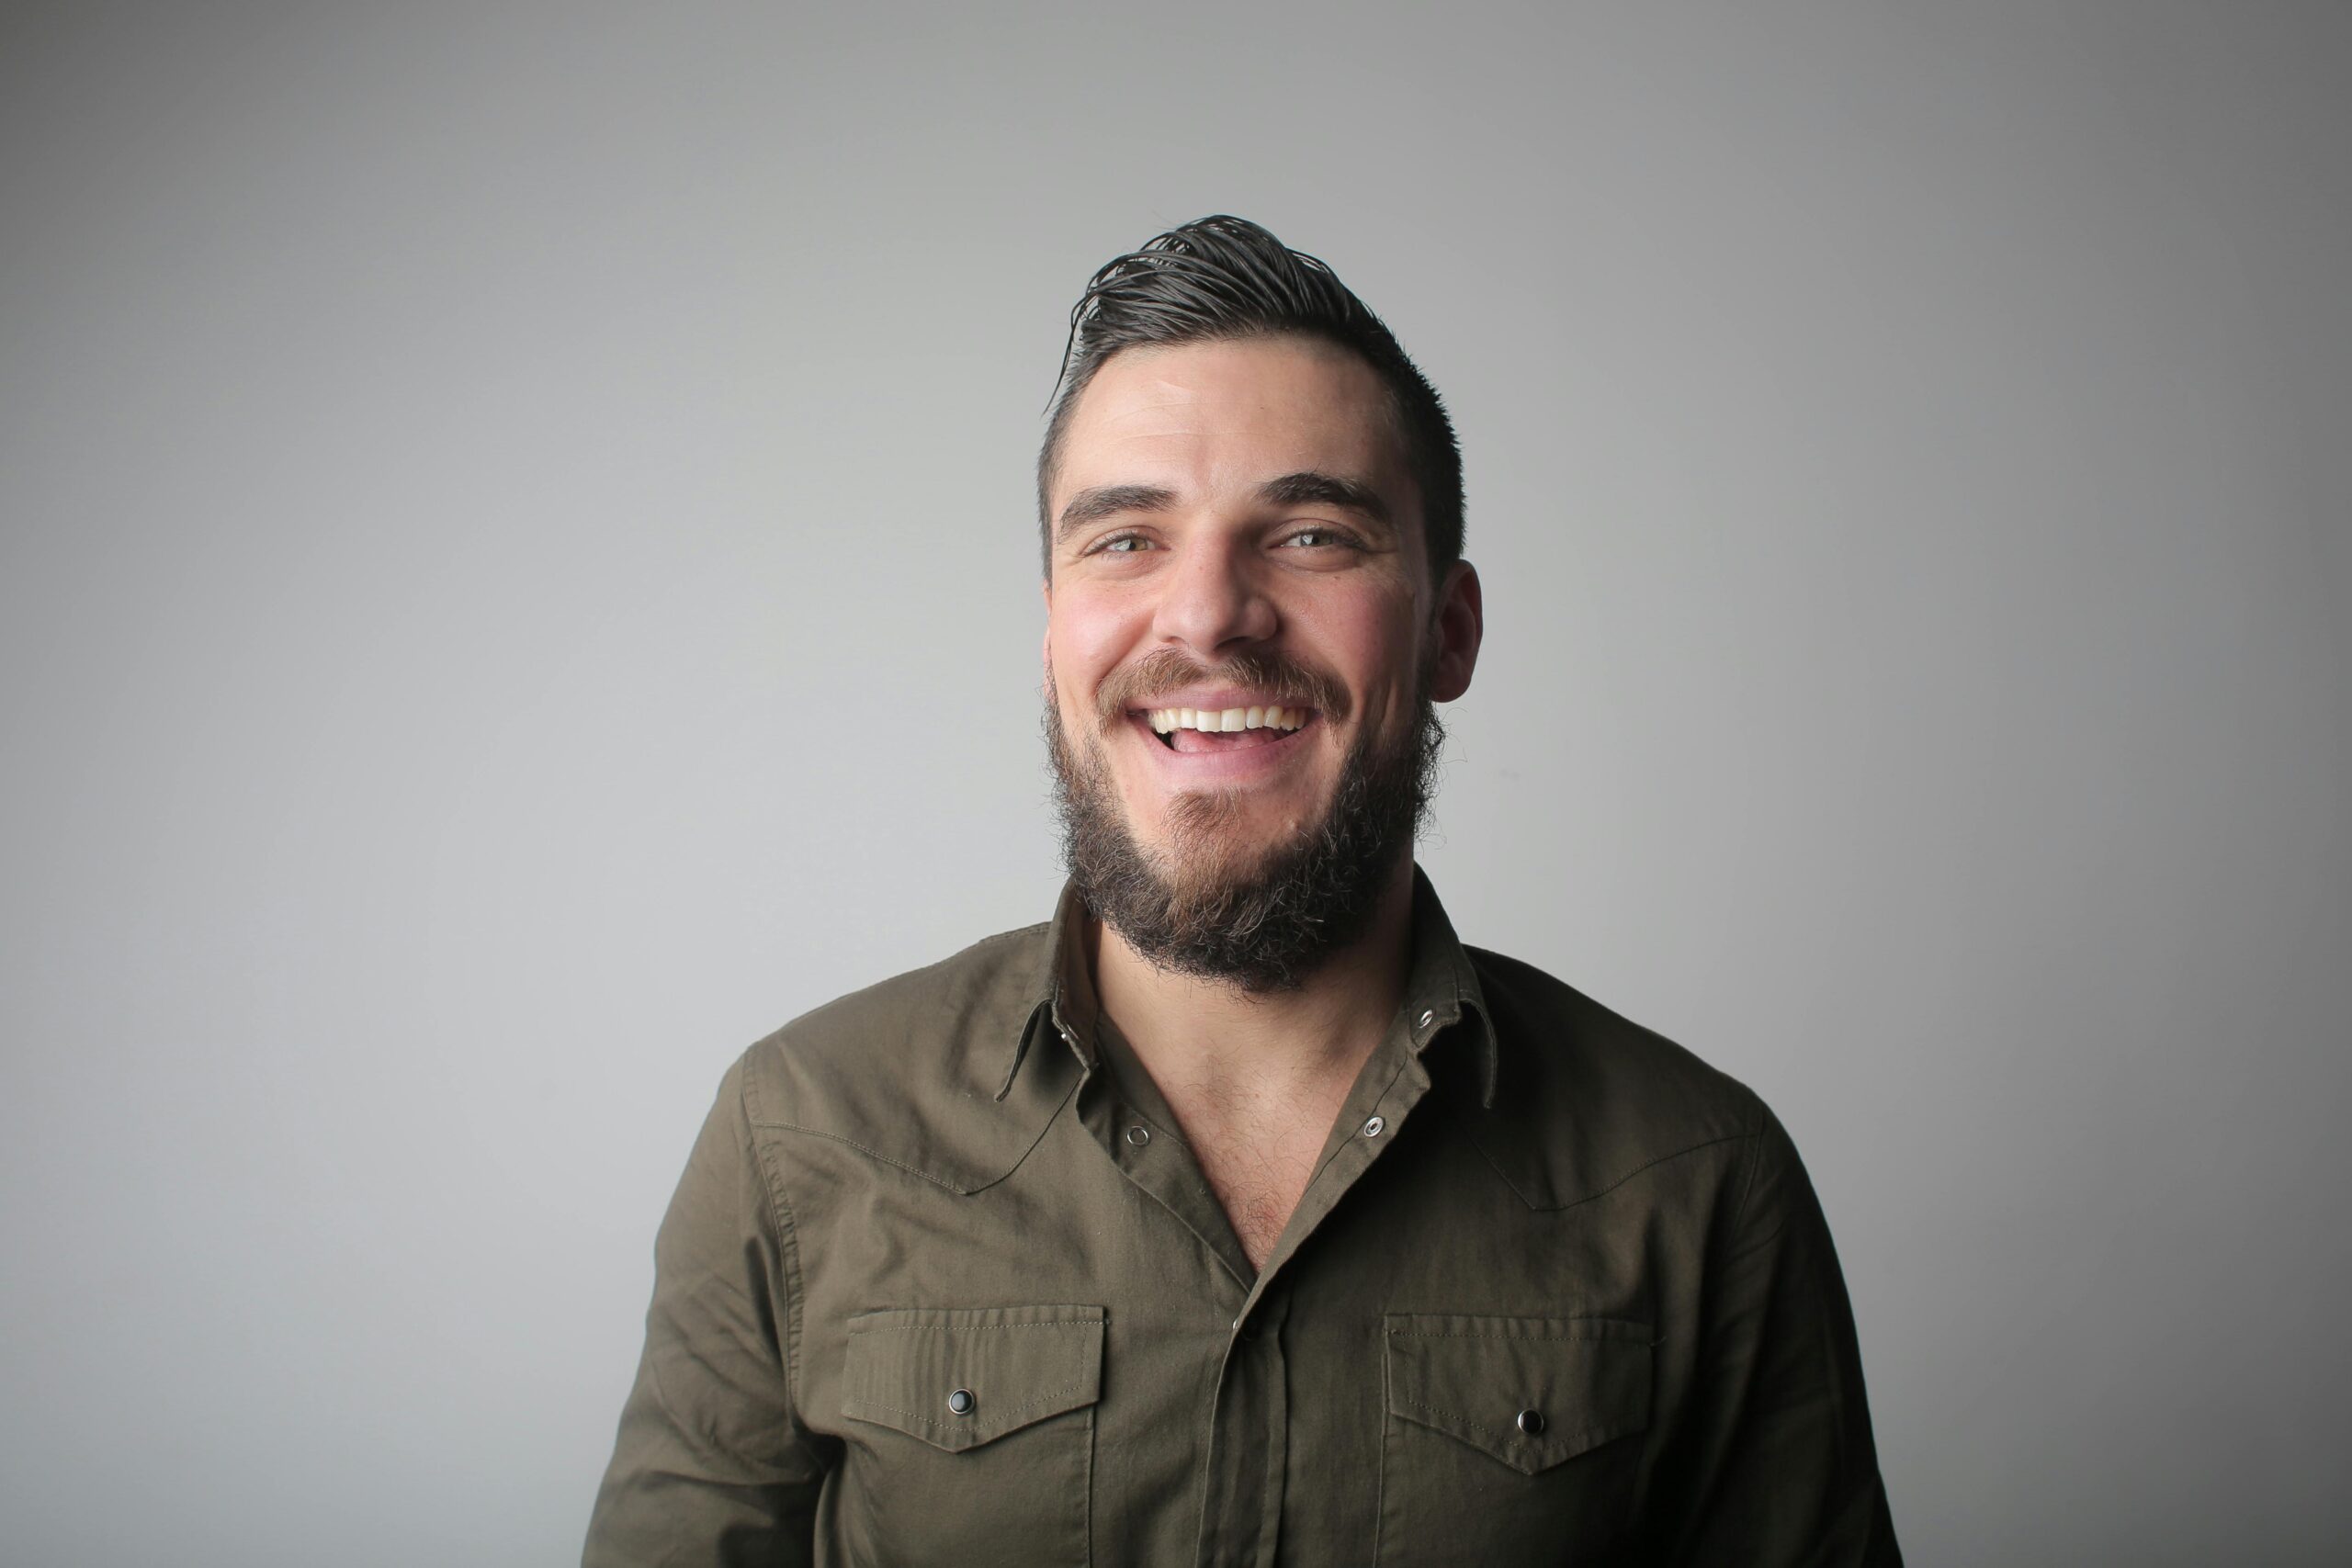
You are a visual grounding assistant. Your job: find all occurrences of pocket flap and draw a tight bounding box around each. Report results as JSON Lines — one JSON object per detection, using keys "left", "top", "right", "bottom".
{"left": 843, "top": 1304, "right": 1106, "bottom": 1452}
{"left": 1384, "top": 1314, "right": 1653, "bottom": 1475}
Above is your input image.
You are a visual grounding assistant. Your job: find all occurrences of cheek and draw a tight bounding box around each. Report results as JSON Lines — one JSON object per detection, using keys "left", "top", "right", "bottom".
{"left": 1047, "top": 590, "right": 1151, "bottom": 694}
{"left": 1045, "top": 632, "right": 1114, "bottom": 736}
{"left": 1294, "top": 594, "right": 1422, "bottom": 708}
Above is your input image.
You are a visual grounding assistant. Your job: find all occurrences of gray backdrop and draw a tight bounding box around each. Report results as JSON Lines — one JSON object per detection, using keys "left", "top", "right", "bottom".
{"left": 4, "top": 3, "right": 2346, "bottom": 1563}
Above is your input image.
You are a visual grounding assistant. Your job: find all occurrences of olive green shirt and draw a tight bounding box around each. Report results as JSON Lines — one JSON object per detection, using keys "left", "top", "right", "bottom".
{"left": 584, "top": 869, "right": 1900, "bottom": 1565}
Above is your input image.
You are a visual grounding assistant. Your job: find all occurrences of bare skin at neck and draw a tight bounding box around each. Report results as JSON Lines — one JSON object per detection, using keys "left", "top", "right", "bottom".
{"left": 1089, "top": 855, "right": 1417, "bottom": 1272}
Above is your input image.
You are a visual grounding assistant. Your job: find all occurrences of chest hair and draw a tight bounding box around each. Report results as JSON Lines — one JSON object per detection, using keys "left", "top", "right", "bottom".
{"left": 1171, "top": 1083, "right": 1352, "bottom": 1272}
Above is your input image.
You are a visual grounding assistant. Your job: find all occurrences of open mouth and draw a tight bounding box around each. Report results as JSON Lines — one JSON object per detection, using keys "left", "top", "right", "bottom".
{"left": 1133, "top": 704, "right": 1314, "bottom": 755}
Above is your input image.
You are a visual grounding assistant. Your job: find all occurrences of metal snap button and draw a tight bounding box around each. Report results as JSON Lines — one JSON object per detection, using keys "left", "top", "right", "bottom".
{"left": 1417, "top": 1010, "right": 1435, "bottom": 1030}
{"left": 1361, "top": 1115, "right": 1385, "bottom": 1137}
{"left": 948, "top": 1388, "right": 975, "bottom": 1416}
{"left": 1516, "top": 1407, "right": 1545, "bottom": 1436}
{"left": 1125, "top": 1124, "right": 1150, "bottom": 1146}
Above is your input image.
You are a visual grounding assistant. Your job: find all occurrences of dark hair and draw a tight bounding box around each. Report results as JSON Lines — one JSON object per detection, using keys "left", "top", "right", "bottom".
{"left": 1037, "top": 215, "right": 1464, "bottom": 581}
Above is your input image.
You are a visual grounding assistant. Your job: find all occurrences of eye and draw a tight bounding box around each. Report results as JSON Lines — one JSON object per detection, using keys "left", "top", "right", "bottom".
{"left": 1088, "top": 532, "right": 1158, "bottom": 556}
{"left": 1279, "top": 526, "right": 1361, "bottom": 550}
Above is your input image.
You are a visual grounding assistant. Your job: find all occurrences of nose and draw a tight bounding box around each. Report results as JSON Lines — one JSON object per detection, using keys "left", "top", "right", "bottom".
{"left": 1150, "top": 533, "right": 1276, "bottom": 655}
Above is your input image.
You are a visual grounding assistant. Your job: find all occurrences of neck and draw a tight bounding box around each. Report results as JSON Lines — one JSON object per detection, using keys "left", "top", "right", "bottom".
{"left": 1088, "top": 855, "right": 1419, "bottom": 1093}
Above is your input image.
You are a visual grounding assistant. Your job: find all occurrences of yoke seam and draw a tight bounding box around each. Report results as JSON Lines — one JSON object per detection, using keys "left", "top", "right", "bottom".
{"left": 1475, "top": 1128, "right": 1753, "bottom": 1213}
{"left": 766, "top": 1122, "right": 969, "bottom": 1191}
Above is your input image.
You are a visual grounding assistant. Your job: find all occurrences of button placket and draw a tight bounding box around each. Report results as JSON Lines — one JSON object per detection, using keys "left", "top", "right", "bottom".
{"left": 1197, "top": 1292, "right": 1288, "bottom": 1565}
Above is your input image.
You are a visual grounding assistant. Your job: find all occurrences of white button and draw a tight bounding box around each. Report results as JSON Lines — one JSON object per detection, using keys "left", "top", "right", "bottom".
{"left": 1362, "top": 1115, "right": 1385, "bottom": 1137}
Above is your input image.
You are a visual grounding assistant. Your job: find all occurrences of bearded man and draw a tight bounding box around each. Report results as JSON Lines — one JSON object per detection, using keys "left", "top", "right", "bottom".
{"left": 584, "top": 217, "right": 1901, "bottom": 1566}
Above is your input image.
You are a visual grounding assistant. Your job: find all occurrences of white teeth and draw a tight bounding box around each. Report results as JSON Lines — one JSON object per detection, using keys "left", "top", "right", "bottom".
{"left": 1142, "top": 705, "right": 1312, "bottom": 734}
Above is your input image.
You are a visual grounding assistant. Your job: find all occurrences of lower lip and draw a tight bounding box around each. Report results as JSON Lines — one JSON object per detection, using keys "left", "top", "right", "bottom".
{"left": 1125, "top": 713, "right": 1316, "bottom": 782}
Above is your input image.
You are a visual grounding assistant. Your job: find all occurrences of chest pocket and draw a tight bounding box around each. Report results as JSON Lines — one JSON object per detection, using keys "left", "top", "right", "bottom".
{"left": 836, "top": 1304, "right": 1104, "bottom": 1566}
{"left": 1377, "top": 1314, "right": 1652, "bottom": 1566}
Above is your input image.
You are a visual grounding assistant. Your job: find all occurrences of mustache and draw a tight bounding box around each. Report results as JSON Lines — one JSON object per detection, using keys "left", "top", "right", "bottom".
{"left": 1091, "top": 648, "right": 1351, "bottom": 730}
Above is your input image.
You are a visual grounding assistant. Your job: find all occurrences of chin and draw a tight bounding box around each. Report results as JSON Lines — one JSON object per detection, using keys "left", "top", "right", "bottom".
{"left": 1156, "top": 834, "right": 1316, "bottom": 918}
{"left": 1145, "top": 784, "right": 1300, "bottom": 854}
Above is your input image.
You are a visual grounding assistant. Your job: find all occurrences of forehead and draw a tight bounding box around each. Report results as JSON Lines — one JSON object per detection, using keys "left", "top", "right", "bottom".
{"left": 1054, "top": 335, "right": 1417, "bottom": 510}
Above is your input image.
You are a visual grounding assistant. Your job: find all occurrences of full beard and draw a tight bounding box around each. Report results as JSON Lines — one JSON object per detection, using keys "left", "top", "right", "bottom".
{"left": 1045, "top": 673, "right": 1445, "bottom": 995}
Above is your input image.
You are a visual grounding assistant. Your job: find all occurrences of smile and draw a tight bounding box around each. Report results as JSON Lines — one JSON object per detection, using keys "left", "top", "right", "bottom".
{"left": 1129, "top": 704, "right": 1317, "bottom": 758}
{"left": 1147, "top": 705, "right": 1307, "bottom": 736}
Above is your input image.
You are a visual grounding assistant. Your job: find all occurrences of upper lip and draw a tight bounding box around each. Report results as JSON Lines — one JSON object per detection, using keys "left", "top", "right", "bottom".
{"left": 1125, "top": 686, "right": 1317, "bottom": 716}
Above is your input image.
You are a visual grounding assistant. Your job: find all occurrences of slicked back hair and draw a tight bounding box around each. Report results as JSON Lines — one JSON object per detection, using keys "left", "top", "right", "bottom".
{"left": 1037, "top": 216, "right": 1464, "bottom": 583}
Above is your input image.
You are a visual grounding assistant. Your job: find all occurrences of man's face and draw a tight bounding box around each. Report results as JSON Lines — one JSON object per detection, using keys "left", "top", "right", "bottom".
{"left": 1041, "top": 334, "right": 1480, "bottom": 987}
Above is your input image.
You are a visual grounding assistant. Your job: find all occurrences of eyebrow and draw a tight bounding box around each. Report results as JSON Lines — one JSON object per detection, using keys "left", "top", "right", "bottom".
{"left": 1053, "top": 469, "right": 1395, "bottom": 547}
{"left": 1056, "top": 484, "right": 1178, "bottom": 544}
{"left": 1257, "top": 470, "right": 1393, "bottom": 528}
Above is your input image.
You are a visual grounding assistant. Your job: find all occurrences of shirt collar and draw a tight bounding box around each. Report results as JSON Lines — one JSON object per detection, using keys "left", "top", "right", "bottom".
{"left": 996, "top": 865, "right": 1499, "bottom": 1110}
{"left": 991, "top": 881, "right": 1099, "bottom": 1101}
{"left": 1397, "top": 863, "right": 1500, "bottom": 1108}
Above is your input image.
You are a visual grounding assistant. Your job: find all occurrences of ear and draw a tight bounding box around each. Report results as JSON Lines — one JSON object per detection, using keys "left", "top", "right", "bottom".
{"left": 1427, "top": 559, "right": 1483, "bottom": 704}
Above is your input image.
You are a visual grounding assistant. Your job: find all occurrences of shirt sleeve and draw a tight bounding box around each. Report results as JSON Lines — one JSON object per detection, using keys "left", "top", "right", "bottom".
{"left": 582, "top": 1055, "right": 830, "bottom": 1566}
{"left": 1652, "top": 1105, "right": 1903, "bottom": 1566}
